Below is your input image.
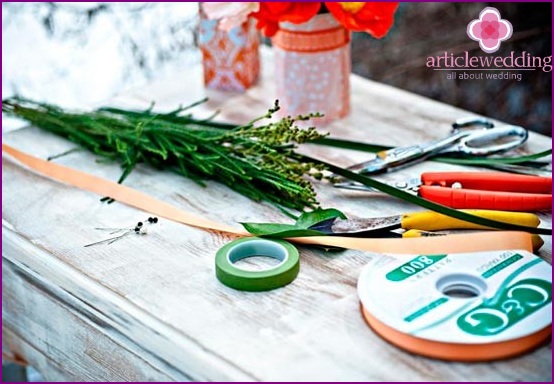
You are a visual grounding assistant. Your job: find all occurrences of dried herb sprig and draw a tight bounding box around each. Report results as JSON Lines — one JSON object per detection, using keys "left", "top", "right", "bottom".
{"left": 2, "top": 97, "right": 330, "bottom": 213}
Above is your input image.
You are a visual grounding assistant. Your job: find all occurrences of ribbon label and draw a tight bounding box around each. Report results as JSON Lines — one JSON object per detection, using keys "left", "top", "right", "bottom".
{"left": 458, "top": 277, "right": 552, "bottom": 336}
{"left": 386, "top": 254, "right": 447, "bottom": 282}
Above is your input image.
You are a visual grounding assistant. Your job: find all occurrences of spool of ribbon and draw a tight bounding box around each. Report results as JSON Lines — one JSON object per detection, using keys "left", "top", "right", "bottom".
{"left": 357, "top": 250, "right": 552, "bottom": 361}
{"left": 216, "top": 237, "right": 300, "bottom": 291}
{"left": 2, "top": 144, "right": 535, "bottom": 255}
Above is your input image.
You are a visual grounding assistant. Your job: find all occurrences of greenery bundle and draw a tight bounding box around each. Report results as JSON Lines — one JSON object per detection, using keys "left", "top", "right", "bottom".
{"left": 2, "top": 97, "right": 329, "bottom": 213}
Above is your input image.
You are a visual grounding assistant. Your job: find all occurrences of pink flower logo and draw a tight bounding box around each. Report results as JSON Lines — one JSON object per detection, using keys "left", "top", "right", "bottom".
{"left": 467, "top": 7, "right": 513, "bottom": 54}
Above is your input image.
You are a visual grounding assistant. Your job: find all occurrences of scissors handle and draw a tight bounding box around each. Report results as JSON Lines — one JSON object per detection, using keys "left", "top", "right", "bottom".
{"left": 421, "top": 172, "right": 552, "bottom": 193}
{"left": 446, "top": 125, "right": 528, "bottom": 156}
{"left": 419, "top": 186, "right": 552, "bottom": 211}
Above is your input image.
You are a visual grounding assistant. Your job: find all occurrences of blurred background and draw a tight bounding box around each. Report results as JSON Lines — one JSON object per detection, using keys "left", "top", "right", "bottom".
{"left": 351, "top": 2, "right": 552, "bottom": 136}
{"left": 2, "top": 2, "right": 552, "bottom": 136}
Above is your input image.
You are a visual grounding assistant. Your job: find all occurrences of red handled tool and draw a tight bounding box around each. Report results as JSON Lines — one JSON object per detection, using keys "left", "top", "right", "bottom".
{"left": 335, "top": 172, "right": 552, "bottom": 211}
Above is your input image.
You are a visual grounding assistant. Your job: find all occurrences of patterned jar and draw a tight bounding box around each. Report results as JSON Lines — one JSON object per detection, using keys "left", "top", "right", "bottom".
{"left": 198, "top": 7, "right": 260, "bottom": 92}
{"left": 272, "top": 13, "right": 351, "bottom": 124}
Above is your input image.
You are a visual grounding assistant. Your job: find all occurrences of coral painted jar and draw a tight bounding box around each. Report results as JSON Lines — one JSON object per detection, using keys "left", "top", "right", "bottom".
{"left": 272, "top": 13, "right": 351, "bottom": 124}
{"left": 199, "top": 6, "right": 260, "bottom": 92}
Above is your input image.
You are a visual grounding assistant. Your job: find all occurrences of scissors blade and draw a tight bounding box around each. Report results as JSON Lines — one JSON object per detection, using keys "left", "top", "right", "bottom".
{"left": 333, "top": 178, "right": 422, "bottom": 192}
{"left": 345, "top": 145, "right": 426, "bottom": 174}
{"left": 308, "top": 215, "right": 402, "bottom": 236}
{"left": 310, "top": 210, "right": 540, "bottom": 236}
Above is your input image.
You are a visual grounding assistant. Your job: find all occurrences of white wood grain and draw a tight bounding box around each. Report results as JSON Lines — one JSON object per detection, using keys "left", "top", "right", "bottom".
{"left": 2, "top": 48, "right": 552, "bottom": 381}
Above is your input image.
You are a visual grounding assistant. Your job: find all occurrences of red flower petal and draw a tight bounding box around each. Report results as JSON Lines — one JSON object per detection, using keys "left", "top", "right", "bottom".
{"left": 278, "top": 2, "right": 321, "bottom": 24}
{"left": 264, "top": 2, "right": 292, "bottom": 16}
{"left": 325, "top": 2, "right": 399, "bottom": 38}
{"left": 252, "top": 2, "right": 321, "bottom": 36}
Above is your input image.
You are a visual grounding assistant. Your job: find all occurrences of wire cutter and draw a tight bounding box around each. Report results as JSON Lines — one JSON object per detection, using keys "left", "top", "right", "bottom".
{"left": 334, "top": 172, "right": 552, "bottom": 211}
{"left": 308, "top": 209, "right": 544, "bottom": 251}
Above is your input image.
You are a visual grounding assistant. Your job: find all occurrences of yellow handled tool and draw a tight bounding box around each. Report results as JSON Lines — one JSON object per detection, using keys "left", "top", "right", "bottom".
{"left": 314, "top": 209, "right": 540, "bottom": 236}
{"left": 310, "top": 209, "right": 543, "bottom": 251}
{"left": 400, "top": 209, "right": 540, "bottom": 231}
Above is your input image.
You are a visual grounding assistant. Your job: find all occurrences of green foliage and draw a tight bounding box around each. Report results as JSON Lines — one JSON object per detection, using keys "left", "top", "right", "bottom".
{"left": 2, "top": 97, "right": 330, "bottom": 212}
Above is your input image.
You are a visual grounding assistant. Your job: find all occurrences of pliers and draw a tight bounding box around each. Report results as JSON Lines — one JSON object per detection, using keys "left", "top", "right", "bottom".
{"left": 334, "top": 172, "right": 552, "bottom": 211}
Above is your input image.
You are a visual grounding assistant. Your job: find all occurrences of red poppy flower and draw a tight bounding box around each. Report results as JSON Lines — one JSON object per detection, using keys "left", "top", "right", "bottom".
{"left": 252, "top": 2, "right": 321, "bottom": 37}
{"left": 325, "top": 2, "right": 399, "bottom": 38}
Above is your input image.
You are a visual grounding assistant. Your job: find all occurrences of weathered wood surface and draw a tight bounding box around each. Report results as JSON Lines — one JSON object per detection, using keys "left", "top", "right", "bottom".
{"left": 2, "top": 49, "right": 552, "bottom": 381}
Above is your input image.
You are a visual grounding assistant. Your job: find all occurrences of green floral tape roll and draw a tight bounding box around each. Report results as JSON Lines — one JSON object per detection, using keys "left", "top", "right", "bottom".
{"left": 215, "top": 237, "right": 300, "bottom": 291}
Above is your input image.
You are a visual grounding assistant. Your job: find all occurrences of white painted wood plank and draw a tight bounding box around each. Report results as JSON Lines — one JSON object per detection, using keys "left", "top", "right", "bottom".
{"left": 2, "top": 227, "right": 253, "bottom": 381}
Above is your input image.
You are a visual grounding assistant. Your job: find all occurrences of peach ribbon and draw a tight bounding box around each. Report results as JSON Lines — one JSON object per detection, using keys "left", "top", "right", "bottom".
{"left": 2, "top": 143, "right": 533, "bottom": 255}
{"left": 361, "top": 305, "right": 551, "bottom": 361}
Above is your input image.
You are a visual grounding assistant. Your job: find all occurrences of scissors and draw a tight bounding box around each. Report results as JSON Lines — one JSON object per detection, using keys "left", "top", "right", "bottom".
{"left": 346, "top": 117, "right": 528, "bottom": 174}
{"left": 335, "top": 171, "right": 552, "bottom": 211}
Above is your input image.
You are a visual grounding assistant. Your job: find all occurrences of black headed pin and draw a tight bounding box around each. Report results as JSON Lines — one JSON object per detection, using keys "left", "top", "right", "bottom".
{"left": 85, "top": 217, "right": 158, "bottom": 247}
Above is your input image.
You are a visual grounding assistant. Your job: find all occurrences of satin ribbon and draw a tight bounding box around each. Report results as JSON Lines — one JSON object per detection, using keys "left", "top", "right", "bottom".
{"left": 361, "top": 305, "right": 551, "bottom": 361}
{"left": 2, "top": 143, "right": 533, "bottom": 254}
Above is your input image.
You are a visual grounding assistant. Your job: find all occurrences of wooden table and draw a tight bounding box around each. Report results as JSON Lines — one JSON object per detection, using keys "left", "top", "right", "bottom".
{"left": 2, "top": 50, "right": 552, "bottom": 381}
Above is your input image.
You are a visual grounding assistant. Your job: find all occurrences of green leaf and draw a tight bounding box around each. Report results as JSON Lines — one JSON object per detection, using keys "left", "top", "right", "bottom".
{"left": 240, "top": 208, "right": 347, "bottom": 237}
{"left": 295, "top": 208, "right": 347, "bottom": 228}
{"left": 241, "top": 222, "right": 325, "bottom": 238}
{"left": 434, "top": 150, "right": 552, "bottom": 165}
{"left": 314, "top": 137, "right": 390, "bottom": 152}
